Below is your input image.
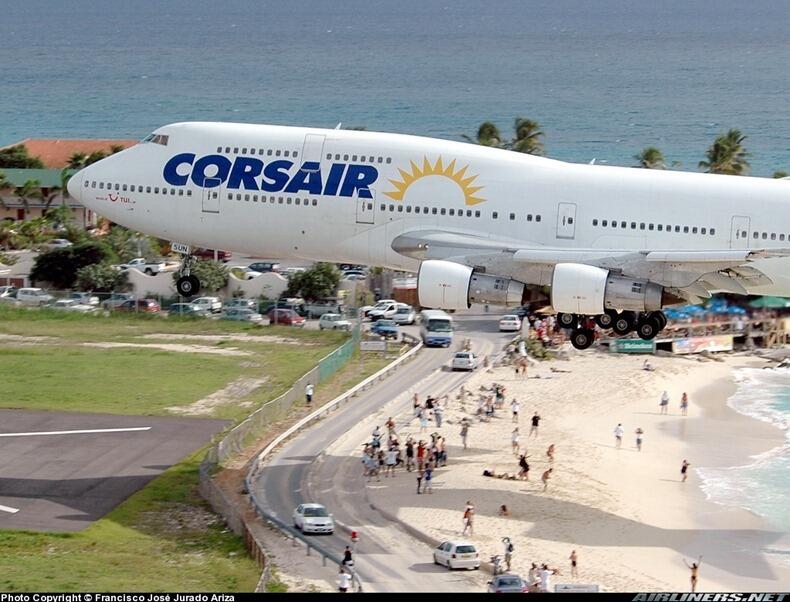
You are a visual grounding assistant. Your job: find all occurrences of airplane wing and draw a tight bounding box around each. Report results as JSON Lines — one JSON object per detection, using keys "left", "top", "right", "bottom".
{"left": 392, "top": 229, "right": 790, "bottom": 302}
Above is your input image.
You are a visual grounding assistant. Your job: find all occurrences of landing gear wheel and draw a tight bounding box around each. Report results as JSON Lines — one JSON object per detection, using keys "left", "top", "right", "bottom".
{"left": 557, "top": 312, "right": 577, "bottom": 329}
{"left": 612, "top": 311, "right": 636, "bottom": 336}
{"left": 653, "top": 311, "right": 667, "bottom": 330}
{"left": 570, "top": 328, "right": 595, "bottom": 350}
{"left": 176, "top": 275, "right": 200, "bottom": 297}
{"left": 636, "top": 314, "right": 662, "bottom": 340}
{"left": 595, "top": 309, "right": 618, "bottom": 330}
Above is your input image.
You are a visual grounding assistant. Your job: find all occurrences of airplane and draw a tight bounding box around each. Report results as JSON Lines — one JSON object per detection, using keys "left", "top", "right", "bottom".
{"left": 67, "top": 121, "right": 790, "bottom": 349}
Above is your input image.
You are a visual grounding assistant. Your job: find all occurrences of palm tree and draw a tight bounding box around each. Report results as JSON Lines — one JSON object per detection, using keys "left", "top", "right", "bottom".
{"left": 508, "top": 118, "right": 545, "bottom": 156}
{"left": 699, "top": 129, "right": 751, "bottom": 175}
{"left": 634, "top": 147, "right": 667, "bottom": 169}
{"left": 773, "top": 171, "right": 788, "bottom": 179}
{"left": 67, "top": 152, "right": 88, "bottom": 170}
{"left": 0, "top": 170, "right": 12, "bottom": 210}
{"left": 462, "top": 121, "right": 504, "bottom": 147}
{"left": 15, "top": 179, "right": 43, "bottom": 220}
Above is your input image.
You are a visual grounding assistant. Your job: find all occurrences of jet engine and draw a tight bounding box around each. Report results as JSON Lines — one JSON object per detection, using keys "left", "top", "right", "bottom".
{"left": 417, "top": 260, "right": 526, "bottom": 310}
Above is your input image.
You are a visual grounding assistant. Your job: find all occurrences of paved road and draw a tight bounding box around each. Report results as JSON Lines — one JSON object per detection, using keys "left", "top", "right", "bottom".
{"left": 253, "top": 312, "right": 512, "bottom": 592}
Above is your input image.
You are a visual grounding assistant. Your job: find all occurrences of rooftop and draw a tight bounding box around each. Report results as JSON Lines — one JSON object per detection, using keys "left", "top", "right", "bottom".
{"left": 1, "top": 139, "right": 137, "bottom": 169}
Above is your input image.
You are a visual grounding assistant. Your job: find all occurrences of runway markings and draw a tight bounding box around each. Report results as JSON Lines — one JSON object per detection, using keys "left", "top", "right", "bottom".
{"left": 0, "top": 427, "right": 151, "bottom": 438}
{"left": 0, "top": 504, "right": 20, "bottom": 514}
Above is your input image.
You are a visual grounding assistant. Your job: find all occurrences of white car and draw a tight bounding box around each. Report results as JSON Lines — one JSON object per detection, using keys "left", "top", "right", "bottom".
{"left": 361, "top": 299, "right": 396, "bottom": 317}
{"left": 499, "top": 315, "right": 522, "bottom": 332}
{"left": 319, "top": 313, "right": 352, "bottom": 331}
{"left": 433, "top": 541, "right": 481, "bottom": 570}
{"left": 367, "top": 301, "right": 398, "bottom": 321}
{"left": 392, "top": 303, "right": 416, "bottom": 325}
{"left": 44, "top": 238, "right": 73, "bottom": 249}
{"left": 292, "top": 503, "right": 335, "bottom": 534}
{"left": 68, "top": 292, "right": 100, "bottom": 306}
{"left": 116, "top": 257, "right": 167, "bottom": 275}
{"left": 222, "top": 308, "right": 263, "bottom": 323}
{"left": 231, "top": 266, "right": 263, "bottom": 280}
{"left": 451, "top": 351, "right": 478, "bottom": 371}
{"left": 191, "top": 296, "right": 222, "bottom": 313}
{"left": 342, "top": 269, "right": 367, "bottom": 280}
{"left": 282, "top": 266, "right": 307, "bottom": 278}
{"left": 16, "top": 287, "right": 54, "bottom": 306}
{"left": 51, "top": 299, "right": 97, "bottom": 313}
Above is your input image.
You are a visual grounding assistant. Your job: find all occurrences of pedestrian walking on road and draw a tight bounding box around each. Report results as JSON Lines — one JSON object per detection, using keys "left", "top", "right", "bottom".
{"left": 385, "top": 447, "right": 397, "bottom": 477}
{"left": 419, "top": 408, "right": 429, "bottom": 433}
{"left": 424, "top": 465, "right": 433, "bottom": 494}
{"left": 405, "top": 438, "right": 415, "bottom": 471}
{"left": 386, "top": 416, "right": 396, "bottom": 435}
{"left": 342, "top": 546, "right": 353, "bottom": 567}
{"left": 413, "top": 393, "right": 421, "bottom": 416}
{"left": 305, "top": 382, "right": 314, "bottom": 406}
{"left": 417, "top": 440, "right": 426, "bottom": 470}
{"left": 529, "top": 412, "right": 541, "bottom": 437}
{"left": 337, "top": 567, "right": 351, "bottom": 593}
{"left": 416, "top": 468, "right": 424, "bottom": 494}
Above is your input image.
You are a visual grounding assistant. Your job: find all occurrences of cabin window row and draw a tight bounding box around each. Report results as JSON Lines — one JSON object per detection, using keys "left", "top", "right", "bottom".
{"left": 591, "top": 219, "right": 715, "bottom": 236}
{"left": 85, "top": 180, "right": 192, "bottom": 196}
{"left": 229, "top": 193, "right": 319, "bottom": 207}
{"left": 380, "top": 203, "right": 481, "bottom": 217}
{"left": 754, "top": 231, "right": 790, "bottom": 241}
{"left": 216, "top": 146, "right": 298, "bottom": 159}
{"left": 328, "top": 153, "right": 392, "bottom": 164}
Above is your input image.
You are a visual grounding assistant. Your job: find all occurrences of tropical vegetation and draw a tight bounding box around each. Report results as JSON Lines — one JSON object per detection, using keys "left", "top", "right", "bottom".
{"left": 463, "top": 118, "right": 546, "bottom": 155}
{"left": 286, "top": 262, "right": 342, "bottom": 300}
{"left": 698, "top": 128, "right": 751, "bottom": 175}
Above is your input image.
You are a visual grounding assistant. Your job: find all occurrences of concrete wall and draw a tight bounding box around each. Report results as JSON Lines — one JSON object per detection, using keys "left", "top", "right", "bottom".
{"left": 126, "top": 269, "right": 289, "bottom": 300}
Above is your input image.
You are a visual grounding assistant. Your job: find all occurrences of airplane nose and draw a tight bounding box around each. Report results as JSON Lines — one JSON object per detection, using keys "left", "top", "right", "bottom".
{"left": 67, "top": 170, "right": 83, "bottom": 202}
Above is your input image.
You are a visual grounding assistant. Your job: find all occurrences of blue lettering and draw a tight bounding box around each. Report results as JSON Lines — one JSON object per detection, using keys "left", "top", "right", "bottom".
{"left": 191, "top": 154, "right": 232, "bottom": 187}
{"left": 261, "top": 160, "right": 294, "bottom": 192}
{"left": 284, "top": 162, "right": 323, "bottom": 195}
{"left": 322, "top": 163, "right": 346, "bottom": 196}
{"left": 228, "top": 157, "right": 263, "bottom": 190}
{"left": 340, "top": 165, "right": 377, "bottom": 198}
{"left": 163, "top": 153, "right": 195, "bottom": 186}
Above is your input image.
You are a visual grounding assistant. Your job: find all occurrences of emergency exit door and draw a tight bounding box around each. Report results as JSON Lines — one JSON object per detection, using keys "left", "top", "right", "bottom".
{"left": 356, "top": 189, "right": 375, "bottom": 224}
{"left": 556, "top": 202, "right": 577, "bottom": 239}
{"left": 201, "top": 178, "right": 221, "bottom": 213}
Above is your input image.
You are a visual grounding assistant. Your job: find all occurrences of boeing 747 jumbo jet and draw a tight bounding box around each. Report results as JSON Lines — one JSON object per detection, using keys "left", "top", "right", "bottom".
{"left": 68, "top": 122, "right": 790, "bottom": 349}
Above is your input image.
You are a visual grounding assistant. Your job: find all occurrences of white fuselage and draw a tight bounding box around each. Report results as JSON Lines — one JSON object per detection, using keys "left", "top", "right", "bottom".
{"left": 69, "top": 121, "right": 790, "bottom": 296}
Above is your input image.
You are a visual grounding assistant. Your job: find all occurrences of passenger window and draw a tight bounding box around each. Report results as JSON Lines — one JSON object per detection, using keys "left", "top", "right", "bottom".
{"left": 406, "top": 206, "right": 412, "bottom": 213}
{"left": 675, "top": 225, "right": 680, "bottom": 232}
{"left": 440, "top": 208, "right": 446, "bottom": 215}
{"left": 227, "top": 193, "right": 233, "bottom": 200}
{"left": 692, "top": 227, "right": 698, "bottom": 234}
{"left": 386, "top": 158, "right": 392, "bottom": 164}
{"left": 225, "top": 147, "right": 230, "bottom": 153}
{"left": 236, "top": 193, "right": 241, "bottom": 200}
{"left": 217, "top": 147, "right": 222, "bottom": 153}
{"left": 187, "top": 190, "right": 192, "bottom": 196}
{"left": 278, "top": 197, "right": 283, "bottom": 204}
{"left": 701, "top": 227, "right": 706, "bottom": 235}
{"left": 762, "top": 232, "right": 767, "bottom": 239}
{"left": 286, "top": 197, "right": 292, "bottom": 204}
{"left": 378, "top": 157, "right": 383, "bottom": 163}
{"left": 631, "top": 222, "right": 636, "bottom": 229}
{"left": 602, "top": 220, "right": 608, "bottom": 227}
{"left": 535, "top": 215, "right": 541, "bottom": 222}
{"left": 771, "top": 233, "right": 776, "bottom": 240}
{"left": 528, "top": 215, "right": 534, "bottom": 222}
{"left": 492, "top": 212, "right": 498, "bottom": 219}
{"left": 276, "top": 150, "right": 282, "bottom": 157}
{"left": 475, "top": 211, "right": 481, "bottom": 218}
{"left": 398, "top": 205, "right": 404, "bottom": 212}
{"left": 146, "top": 186, "right": 151, "bottom": 193}
{"left": 245, "top": 194, "right": 250, "bottom": 202}
{"left": 389, "top": 205, "right": 394, "bottom": 211}
{"left": 327, "top": 154, "right": 333, "bottom": 161}
{"left": 242, "top": 148, "right": 247, "bottom": 154}
{"left": 259, "top": 149, "right": 264, "bottom": 155}
{"left": 432, "top": 208, "right": 438, "bottom": 215}
{"left": 781, "top": 234, "right": 785, "bottom": 241}
{"left": 267, "top": 150, "right": 273, "bottom": 156}
{"left": 233, "top": 147, "right": 238, "bottom": 153}
{"left": 711, "top": 228, "right": 716, "bottom": 235}
{"left": 610, "top": 220, "right": 616, "bottom": 228}
{"left": 178, "top": 189, "right": 183, "bottom": 196}
{"left": 657, "top": 224, "right": 663, "bottom": 231}
{"left": 640, "top": 223, "right": 645, "bottom": 230}
{"left": 684, "top": 226, "right": 689, "bottom": 233}
{"left": 648, "top": 224, "right": 654, "bottom": 231}
{"left": 449, "top": 209, "right": 455, "bottom": 216}
{"left": 343, "top": 154, "right": 349, "bottom": 161}
{"left": 293, "top": 151, "right": 298, "bottom": 158}
{"left": 170, "top": 188, "right": 175, "bottom": 195}
{"left": 250, "top": 149, "right": 256, "bottom": 155}
{"left": 154, "top": 187, "right": 159, "bottom": 194}
{"left": 467, "top": 210, "right": 472, "bottom": 217}
{"left": 284, "top": 151, "right": 290, "bottom": 157}
{"left": 312, "top": 199, "right": 317, "bottom": 206}
{"left": 352, "top": 155, "right": 357, "bottom": 161}
{"left": 122, "top": 184, "right": 127, "bottom": 191}
{"left": 754, "top": 232, "right": 759, "bottom": 239}
{"left": 380, "top": 204, "right": 386, "bottom": 211}
{"left": 91, "top": 181, "right": 96, "bottom": 188}
{"left": 114, "top": 183, "right": 120, "bottom": 191}
{"left": 621, "top": 222, "right": 627, "bottom": 228}
{"left": 369, "top": 156, "right": 375, "bottom": 163}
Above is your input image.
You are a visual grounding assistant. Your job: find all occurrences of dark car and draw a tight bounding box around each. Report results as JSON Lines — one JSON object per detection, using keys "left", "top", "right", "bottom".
{"left": 117, "top": 298, "right": 161, "bottom": 314}
{"left": 371, "top": 319, "right": 399, "bottom": 339}
{"left": 248, "top": 262, "right": 281, "bottom": 273}
{"left": 267, "top": 308, "right": 306, "bottom": 327}
{"left": 194, "top": 249, "right": 232, "bottom": 263}
{"left": 486, "top": 574, "right": 529, "bottom": 593}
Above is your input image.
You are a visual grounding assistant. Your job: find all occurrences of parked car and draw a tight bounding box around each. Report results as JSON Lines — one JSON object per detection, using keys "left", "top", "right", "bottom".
{"left": 282, "top": 266, "right": 306, "bottom": 278}
{"left": 51, "top": 299, "right": 97, "bottom": 313}
{"left": 168, "top": 303, "right": 209, "bottom": 318}
{"left": 248, "top": 261, "right": 281, "bottom": 273}
{"left": 267, "top": 308, "right": 306, "bottom": 327}
{"left": 16, "top": 287, "right": 54, "bottom": 306}
{"left": 392, "top": 303, "right": 416, "bottom": 325}
{"left": 102, "top": 293, "right": 136, "bottom": 309}
{"left": 433, "top": 541, "right": 480, "bottom": 570}
{"left": 361, "top": 299, "right": 396, "bottom": 317}
{"left": 231, "top": 266, "right": 263, "bottom": 280}
{"left": 68, "top": 292, "right": 99, "bottom": 306}
{"left": 116, "top": 298, "right": 161, "bottom": 313}
{"left": 0, "top": 285, "right": 18, "bottom": 299}
{"left": 305, "top": 300, "right": 343, "bottom": 319}
{"left": 194, "top": 248, "right": 232, "bottom": 262}
{"left": 367, "top": 301, "right": 398, "bottom": 321}
{"left": 498, "top": 315, "right": 522, "bottom": 332}
{"left": 319, "top": 313, "right": 352, "bottom": 331}
{"left": 190, "top": 296, "right": 222, "bottom": 314}
{"left": 341, "top": 269, "right": 367, "bottom": 280}
{"left": 451, "top": 351, "right": 478, "bottom": 371}
{"left": 44, "top": 238, "right": 73, "bottom": 250}
{"left": 116, "top": 257, "right": 167, "bottom": 275}
{"left": 222, "top": 308, "right": 264, "bottom": 324}
{"left": 226, "top": 298, "right": 258, "bottom": 311}
{"left": 487, "top": 574, "right": 530, "bottom": 593}
{"left": 292, "top": 503, "right": 334, "bottom": 534}
{"left": 370, "top": 319, "right": 399, "bottom": 339}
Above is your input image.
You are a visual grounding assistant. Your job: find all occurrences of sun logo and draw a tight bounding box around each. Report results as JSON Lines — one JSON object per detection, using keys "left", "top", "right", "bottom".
{"left": 384, "top": 156, "right": 485, "bottom": 206}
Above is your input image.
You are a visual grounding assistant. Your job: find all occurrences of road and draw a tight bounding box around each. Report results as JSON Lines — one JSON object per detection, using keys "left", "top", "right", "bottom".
{"left": 252, "top": 312, "right": 513, "bottom": 592}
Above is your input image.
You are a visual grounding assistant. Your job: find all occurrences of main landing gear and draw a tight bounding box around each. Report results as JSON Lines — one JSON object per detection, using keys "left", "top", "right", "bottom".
{"left": 558, "top": 310, "right": 667, "bottom": 350}
{"left": 175, "top": 254, "right": 201, "bottom": 297}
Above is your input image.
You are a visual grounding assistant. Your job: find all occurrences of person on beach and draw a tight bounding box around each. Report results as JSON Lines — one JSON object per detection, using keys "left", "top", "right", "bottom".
{"left": 417, "top": 440, "right": 426, "bottom": 469}
{"left": 614, "top": 423, "right": 624, "bottom": 449}
{"left": 416, "top": 468, "right": 424, "bottom": 494}
{"left": 635, "top": 427, "right": 644, "bottom": 451}
{"left": 413, "top": 393, "right": 421, "bottom": 416}
{"left": 337, "top": 567, "right": 351, "bottom": 593}
{"left": 681, "top": 392, "right": 689, "bottom": 416}
{"left": 342, "top": 546, "right": 353, "bottom": 566}
{"left": 305, "top": 382, "right": 314, "bottom": 405}
{"left": 683, "top": 556, "right": 703, "bottom": 592}
{"left": 511, "top": 398, "right": 520, "bottom": 423}
{"left": 660, "top": 390, "right": 670, "bottom": 414}
{"left": 434, "top": 402, "right": 443, "bottom": 428}
{"left": 498, "top": 504, "right": 509, "bottom": 517}
{"left": 460, "top": 419, "right": 470, "bottom": 450}
{"left": 681, "top": 459, "right": 690, "bottom": 482}
{"left": 385, "top": 447, "right": 397, "bottom": 477}
{"left": 511, "top": 427, "right": 520, "bottom": 455}
{"left": 462, "top": 501, "right": 474, "bottom": 535}
{"left": 518, "top": 454, "right": 530, "bottom": 480}
{"left": 386, "top": 416, "right": 396, "bottom": 435}
{"left": 547, "top": 443, "right": 555, "bottom": 463}
{"left": 539, "top": 564, "right": 555, "bottom": 592}
{"left": 530, "top": 411, "right": 541, "bottom": 437}
{"left": 419, "top": 408, "right": 429, "bottom": 433}
{"left": 423, "top": 464, "right": 433, "bottom": 494}
{"left": 503, "top": 537, "right": 514, "bottom": 571}
{"left": 570, "top": 549, "right": 579, "bottom": 578}
{"left": 405, "top": 438, "right": 415, "bottom": 471}
{"left": 541, "top": 467, "right": 553, "bottom": 491}
{"left": 528, "top": 563, "right": 540, "bottom": 590}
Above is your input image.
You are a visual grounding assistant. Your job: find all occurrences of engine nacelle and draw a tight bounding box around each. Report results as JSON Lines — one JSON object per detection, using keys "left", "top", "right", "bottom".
{"left": 551, "top": 263, "right": 665, "bottom": 314}
{"left": 417, "top": 260, "right": 526, "bottom": 310}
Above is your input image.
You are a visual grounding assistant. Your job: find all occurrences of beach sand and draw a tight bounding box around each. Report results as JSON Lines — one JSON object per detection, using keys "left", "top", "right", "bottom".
{"left": 366, "top": 349, "right": 790, "bottom": 592}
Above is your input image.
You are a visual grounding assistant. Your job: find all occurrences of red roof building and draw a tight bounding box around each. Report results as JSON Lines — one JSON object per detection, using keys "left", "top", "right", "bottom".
{"left": 1, "top": 139, "right": 137, "bottom": 169}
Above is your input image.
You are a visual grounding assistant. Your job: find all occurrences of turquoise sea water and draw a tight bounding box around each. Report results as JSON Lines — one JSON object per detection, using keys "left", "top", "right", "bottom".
{"left": 2, "top": 0, "right": 790, "bottom": 174}
{"left": 699, "top": 368, "right": 790, "bottom": 532}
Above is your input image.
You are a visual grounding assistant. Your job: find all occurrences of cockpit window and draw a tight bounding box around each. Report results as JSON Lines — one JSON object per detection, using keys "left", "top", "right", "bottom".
{"left": 142, "top": 133, "right": 169, "bottom": 146}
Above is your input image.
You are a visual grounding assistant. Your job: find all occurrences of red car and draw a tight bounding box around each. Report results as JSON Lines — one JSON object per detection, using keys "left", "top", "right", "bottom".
{"left": 267, "top": 308, "right": 306, "bottom": 327}
{"left": 194, "top": 248, "right": 232, "bottom": 263}
{"left": 116, "top": 298, "right": 161, "bottom": 313}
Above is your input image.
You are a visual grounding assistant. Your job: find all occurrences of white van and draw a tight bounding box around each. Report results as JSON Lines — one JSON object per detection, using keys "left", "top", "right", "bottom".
{"left": 420, "top": 310, "right": 454, "bottom": 347}
{"left": 17, "top": 287, "right": 54, "bottom": 306}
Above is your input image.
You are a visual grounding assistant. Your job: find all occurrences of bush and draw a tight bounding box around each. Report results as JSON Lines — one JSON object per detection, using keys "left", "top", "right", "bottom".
{"left": 75, "top": 263, "right": 130, "bottom": 292}
{"left": 286, "top": 262, "right": 341, "bottom": 301}
{"left": 172, "top": 259, "right": 228, "bottom": 292}
{"left": 30, "top": 241, "right": 112, "bottom": 289}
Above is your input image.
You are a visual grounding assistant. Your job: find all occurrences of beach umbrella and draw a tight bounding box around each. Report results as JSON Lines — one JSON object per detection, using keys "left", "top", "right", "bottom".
{"left": 748, "top": 296, "right": 790, "bottom": 309}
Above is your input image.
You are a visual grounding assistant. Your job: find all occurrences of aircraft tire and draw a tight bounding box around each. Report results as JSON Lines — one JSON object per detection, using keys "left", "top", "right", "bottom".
{"left": 557, "top": 312, "right": 577, "bottom": 329}
{"left": 176, "top": 275, "right": 201, "bottom": 297}
{"left": 612, "top": 311, "right": 636, "bottom": 336}
{"left": 636, "top": 315, "right": 662, "bottom": 340}
{"left": 570, "top": 328, "right": 595, "bottom": 350}
{"left": 595, "top": 309, "right": 617, "bottom": 329}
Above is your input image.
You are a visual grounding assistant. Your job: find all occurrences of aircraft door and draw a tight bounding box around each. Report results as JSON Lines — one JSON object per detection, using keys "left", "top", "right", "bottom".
{"left": 301, "top": 134, "right": 326, "bottom": 170}
{"left": 356, "top": 189, "right": 375, "bottom": 224}
{"left": 730, "top": 216, "right": 750, "bottom": 249}
{"left": 201, "top": 178, "right": 221, "bottom": 213}
{"left": 556, "top": 202, "right": 577, "bottom": 239}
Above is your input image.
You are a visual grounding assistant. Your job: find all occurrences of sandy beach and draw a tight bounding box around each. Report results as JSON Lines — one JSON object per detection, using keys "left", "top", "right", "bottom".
{"left": 363, "top": 349, "right": 790, "bottom": 592}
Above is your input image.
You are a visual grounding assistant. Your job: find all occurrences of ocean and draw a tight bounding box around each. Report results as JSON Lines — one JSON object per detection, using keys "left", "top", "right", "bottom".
{"left": 2, "top": 0, "right": 790, "bottom": 174}
{"left": 699, "top": 367, "right": 790, "bottom": 533}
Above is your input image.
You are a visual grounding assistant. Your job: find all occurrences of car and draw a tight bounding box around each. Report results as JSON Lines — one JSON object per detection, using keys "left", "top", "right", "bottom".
{"left": 392, "top": 303, "right": 416, "bottom": 325}
{"left": 116, "top": 257, "right": 167, "bottom": 275}
{"left": 168, "top": 303, "right": 209, "bottom": 318}
{"left": 268, "top": 308, "right": 306, "bottom": 327}
{"left": 16, "top": 287, "right": 55, "bottom": 306}
{"left": 282, "top": 266, "right": 306, "bottom": 278}
{"left": 116, "top": 298, "right": 161, "bottom": 313}
{"left": 433, "top": 541, "right": 480, "bottom": 570}
{"left": 247, "top": 261, "right": 281, "bottom": 273}
{"left": 51, "top": 299, "right": 97, "bottom": 313}
{"left": 292, "top": 503, "right": 335, "bottom": 534}
{"left": 370, "top": 319, "right": 399, "bottom": 339}
{"left": 341, "top": 269, "right": 367, "bottom": 280}
{"left": 0, "top": 285, "right": 17, "bottom": 299}
{"left": 226, "top": 298, "right": 258, "bottom": 311}
{"left": 319, "top": 313, "right": 352, "bottom": 331}
{"left": 487, "top": 574, "right": 530, "bottom": 593}
{"left": 102, "top": 293, "right": 136, "bottom": 309}
{"left": 194, "top": 248, "right": 232, "bottom": 262}
{"left": 68, "top": 292, "right": 100, "bottom": 306}
{"left": 231, "top": 266, "right": 263, "bottom": 280}
{"left": 367, "top": 301, "right": 398, "bottom": 321}
{"left": 44, "top": 238, "right": 73, "bottom": 250}
{"left": 451, "top": 351, "right": 478, "bottom": 371}
{"left": 190, "top": 296, "right": 222, "bottom": 314}
{"left": 360, "top": 299, "right": 396, "bottom": 317}
{"left": 222, "top": 308, "right": 264, "bottom": 323}
{"left": 499, "top": 315, "right": 522, "bottom": 332}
